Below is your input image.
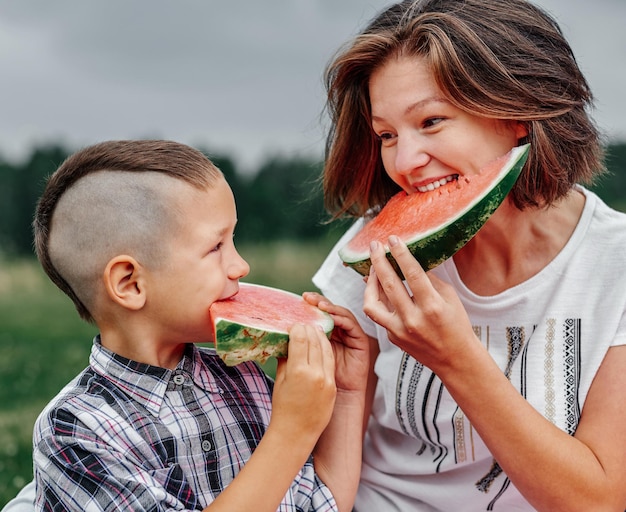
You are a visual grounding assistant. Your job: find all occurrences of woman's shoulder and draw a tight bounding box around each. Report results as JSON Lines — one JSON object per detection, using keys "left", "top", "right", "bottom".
{"left": 580, "top": 186, "right": 626, "bottom": 238}
{"left": 313, "top": 218, "right": 367, "bottom": 296}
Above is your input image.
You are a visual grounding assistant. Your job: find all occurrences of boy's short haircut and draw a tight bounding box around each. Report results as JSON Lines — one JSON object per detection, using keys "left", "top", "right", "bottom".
{"left": 33, "top": 140, "right": 224, "bottom": 323}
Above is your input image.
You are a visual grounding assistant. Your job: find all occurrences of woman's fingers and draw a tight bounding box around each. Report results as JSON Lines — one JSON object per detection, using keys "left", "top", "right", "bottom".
{"left": 386, "top": 235, "right": 433, "bottom": 296}
{"left": 368, "top": 240, "right": 403, "bottom": 294}
{"left": 365, "top": 236, "right": 442, "bottom": 327}
{"left": 363, "top": 258, "right": 388, "bottom": 325}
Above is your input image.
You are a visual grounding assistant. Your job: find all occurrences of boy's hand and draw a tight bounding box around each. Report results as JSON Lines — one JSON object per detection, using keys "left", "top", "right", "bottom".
{"left": 302, "top": 292, "right": 370, "bottom": 395}
{"left": 270, "top": 323, "right": 336, "bottom": 445}
{"left": 302, "top": 294, "right": 370, "bottom": 512}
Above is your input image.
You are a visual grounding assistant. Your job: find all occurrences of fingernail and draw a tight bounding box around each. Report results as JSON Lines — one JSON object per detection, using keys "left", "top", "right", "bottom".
{"left": 389, "top": 235, "right": 400, "bottom": 247}
{"left": 370, "top": 240, "right": 378, "bottom": 252}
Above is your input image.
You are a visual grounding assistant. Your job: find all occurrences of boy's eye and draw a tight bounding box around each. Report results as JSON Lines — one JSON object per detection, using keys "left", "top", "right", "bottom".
{"left": 210, "top": 242, "right": 223, "bottom": 253}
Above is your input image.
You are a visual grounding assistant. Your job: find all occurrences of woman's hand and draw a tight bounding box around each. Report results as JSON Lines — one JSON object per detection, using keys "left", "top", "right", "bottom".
{"left": 302, "top": 292, "right": 370, "bottom": 394}
{"left": 363, "top": 235, "right": 478, "bottom": 373}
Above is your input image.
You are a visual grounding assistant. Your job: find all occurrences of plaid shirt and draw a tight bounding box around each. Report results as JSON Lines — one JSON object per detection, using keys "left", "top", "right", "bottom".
{"left": 33, "top": 336, "right": 337, "bottom": 511}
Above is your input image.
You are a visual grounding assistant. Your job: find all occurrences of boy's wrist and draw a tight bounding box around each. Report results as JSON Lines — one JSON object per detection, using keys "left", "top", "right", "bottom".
{"left": 265, "top": 417, "right": 322, "bottom": 455}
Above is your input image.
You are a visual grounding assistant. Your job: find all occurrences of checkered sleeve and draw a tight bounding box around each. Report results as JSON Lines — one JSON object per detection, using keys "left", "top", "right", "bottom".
{"left": 286, "top": 457, "right": 338, "bottom": 511}
{"left": 34, "top": 405, "right": 197, "bottom": 512}
{"left": 33, "top": 344, "right": 341, "bottom": 511}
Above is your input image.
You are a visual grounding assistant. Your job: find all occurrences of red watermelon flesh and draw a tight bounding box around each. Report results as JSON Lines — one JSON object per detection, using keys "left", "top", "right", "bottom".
{"left": 209, "top": 282, "right": 334, "bottom": 366}
{"left": 339, "top": 144, "right": 530, "bottom": 276}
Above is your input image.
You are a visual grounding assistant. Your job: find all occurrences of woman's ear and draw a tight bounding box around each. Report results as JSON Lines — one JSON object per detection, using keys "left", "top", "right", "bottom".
{"left": 103, "top": 255, "right": 146, "bottom": 311}
{"left": 515, "top": 121, "right": 529, "bottom": 142}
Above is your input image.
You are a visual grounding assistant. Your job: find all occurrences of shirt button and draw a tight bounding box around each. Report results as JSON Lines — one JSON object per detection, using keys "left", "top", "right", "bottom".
{"left": 202, "top": 439, "right": 212, "bottom": 452}
{"left": 173, "top": 375, "right": 185, "bottom": 385}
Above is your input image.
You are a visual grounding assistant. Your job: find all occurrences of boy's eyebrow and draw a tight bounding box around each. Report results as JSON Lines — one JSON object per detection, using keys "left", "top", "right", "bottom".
{"left": 211, "top": 226, "right": 229, "bottom": 239}
{"left": 213, "top": 221, "right": 238, "bottom": 238}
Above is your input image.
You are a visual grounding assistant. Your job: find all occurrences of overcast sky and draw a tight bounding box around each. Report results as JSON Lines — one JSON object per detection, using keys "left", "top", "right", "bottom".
{"left": 1, "top": 0, "right": 625, "bottom": 173}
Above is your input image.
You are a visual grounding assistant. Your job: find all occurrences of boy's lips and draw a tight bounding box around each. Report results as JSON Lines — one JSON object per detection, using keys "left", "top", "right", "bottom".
{"left": 221, "top": 288, "right": 240, "bottom": 301}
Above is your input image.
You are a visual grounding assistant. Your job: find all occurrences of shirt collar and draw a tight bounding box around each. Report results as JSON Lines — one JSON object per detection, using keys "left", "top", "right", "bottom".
{"left": 89, "top": 336, "right": 221, "bottom": 416}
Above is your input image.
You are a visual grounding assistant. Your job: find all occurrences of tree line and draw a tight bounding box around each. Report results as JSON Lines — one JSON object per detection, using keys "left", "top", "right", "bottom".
{"left": 0, "top": 144, "right": 345, "bottom": 257}
{"left": 1, "top": 141, "right": 626, "bottom": 258}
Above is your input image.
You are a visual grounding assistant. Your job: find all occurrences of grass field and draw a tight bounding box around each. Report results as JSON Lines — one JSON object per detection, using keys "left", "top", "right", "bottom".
{"left": 0, "top": 236, "right": 340, "bottom": 507}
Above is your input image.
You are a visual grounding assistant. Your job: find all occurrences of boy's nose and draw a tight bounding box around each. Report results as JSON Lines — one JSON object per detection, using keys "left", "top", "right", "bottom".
{"left": 230, "top": 250, "right": 250, "bottom": 280}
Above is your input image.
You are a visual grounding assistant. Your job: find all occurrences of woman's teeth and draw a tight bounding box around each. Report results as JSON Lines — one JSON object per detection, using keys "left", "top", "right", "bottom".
{"left": 416, "top": 175, "right": 457, "bottom": 193}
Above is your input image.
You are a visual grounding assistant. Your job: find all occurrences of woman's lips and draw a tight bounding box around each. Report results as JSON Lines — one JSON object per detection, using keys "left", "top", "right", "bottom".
{"left": 413, "top": 174, "right": 458, "bottom": 193}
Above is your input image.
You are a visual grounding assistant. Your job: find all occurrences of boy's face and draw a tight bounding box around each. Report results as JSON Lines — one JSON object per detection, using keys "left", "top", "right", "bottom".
{"left": 145, "top": 176, "right": 250, "bottom": 344}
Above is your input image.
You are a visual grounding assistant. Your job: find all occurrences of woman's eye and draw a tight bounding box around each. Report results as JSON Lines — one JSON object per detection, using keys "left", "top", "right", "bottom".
{"left": 376, "top": 132, "right": 396, "bottom": 145}
{"left": 423, "top": 117, "right": 443, "bottom": 128}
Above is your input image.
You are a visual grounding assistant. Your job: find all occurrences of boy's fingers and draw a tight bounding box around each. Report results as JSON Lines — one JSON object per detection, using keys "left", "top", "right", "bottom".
{"left": 316, "top": 325, "right": 335, "bottom": 373}
{"left": 303, "top": 324, "right": 322, "bottom": 366}
{"left": 289, "top": 323, "right": 323, "bottom": 364}
{"left": 274, "top": 356, "right": 287, "bottom": 379}
{"left": 287, "top": 323, "right": 308, "bottom": 364}
{"left": 289, "top": 323, "right": 335, "bottom": 379}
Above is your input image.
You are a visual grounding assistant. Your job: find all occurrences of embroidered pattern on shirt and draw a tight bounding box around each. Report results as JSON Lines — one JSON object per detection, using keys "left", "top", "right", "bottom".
{"left": 476, "top": 326, "right": 526, "bottom": 496}
{"left": 544, "top": 318, "right": 556, "bottom": 423}
{"left": 563, "top": 318, "right": 582, "bottom": 435}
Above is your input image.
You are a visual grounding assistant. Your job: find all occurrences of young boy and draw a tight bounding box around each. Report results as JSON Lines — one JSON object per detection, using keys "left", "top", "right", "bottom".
{"left": 23, "top": 140, "right": 368, "bottom": 511}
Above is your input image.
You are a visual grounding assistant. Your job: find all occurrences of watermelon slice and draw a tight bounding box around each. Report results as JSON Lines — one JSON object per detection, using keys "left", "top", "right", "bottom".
{"left": 339, "top": 144, "right": 530, "bottom": 276}
{"left": 209, "top": 282, "right": 334, "bottom": 366}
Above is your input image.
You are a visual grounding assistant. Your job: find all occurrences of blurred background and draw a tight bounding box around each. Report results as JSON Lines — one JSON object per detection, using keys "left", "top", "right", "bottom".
{"left": 1, "top": 0, "right": 625, "bottom": 506}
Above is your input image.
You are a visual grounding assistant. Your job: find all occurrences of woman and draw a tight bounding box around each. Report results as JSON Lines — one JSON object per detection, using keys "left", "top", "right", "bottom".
{"left": 310, "top": 0, "right": 626, "bottom": 510}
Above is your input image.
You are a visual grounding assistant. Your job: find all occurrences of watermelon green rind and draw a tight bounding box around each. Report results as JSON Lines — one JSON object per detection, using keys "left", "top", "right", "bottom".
{"left": 210, "top": 283, "right": 334, "bottom": 366}
{"left": 339, "top": 144, "right": 530, "bottom": 277}
{"left": 213, "top": 322, "right": 291, "bottom": 366}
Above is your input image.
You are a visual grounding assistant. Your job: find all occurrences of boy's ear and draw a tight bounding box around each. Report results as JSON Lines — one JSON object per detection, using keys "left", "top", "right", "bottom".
{"left": 103, "top": 255, "right": 146, "bottom": 311}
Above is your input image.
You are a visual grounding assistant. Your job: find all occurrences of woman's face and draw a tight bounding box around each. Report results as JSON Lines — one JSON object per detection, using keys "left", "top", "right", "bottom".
{"left": 369, "top": 55, "right": 527, "bottom": 194}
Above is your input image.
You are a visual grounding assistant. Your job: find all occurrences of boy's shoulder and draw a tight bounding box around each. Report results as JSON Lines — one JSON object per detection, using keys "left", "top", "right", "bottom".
{"left": 33, "top": 344, "right": 273, "bottom": 442}
{"left": 32, "top": 366, "right": 97, "bottom": 442}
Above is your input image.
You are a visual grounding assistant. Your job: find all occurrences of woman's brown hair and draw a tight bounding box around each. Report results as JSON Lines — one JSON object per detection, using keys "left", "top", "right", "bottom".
{"left": 323, "top": 0, "right": 604, "bottom": 218}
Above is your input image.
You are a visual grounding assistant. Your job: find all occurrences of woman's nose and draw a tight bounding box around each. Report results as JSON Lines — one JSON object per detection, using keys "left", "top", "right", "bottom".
{"left": 394, "top": 136, "right": 430, "bottom": 176}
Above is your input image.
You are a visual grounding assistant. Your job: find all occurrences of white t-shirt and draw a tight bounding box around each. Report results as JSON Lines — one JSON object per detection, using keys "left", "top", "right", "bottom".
{"left": 313, "top": 187, "right": 626, "bottom": 512}
{"left": 1, "top": 481, "right": 35, "bottom": 512}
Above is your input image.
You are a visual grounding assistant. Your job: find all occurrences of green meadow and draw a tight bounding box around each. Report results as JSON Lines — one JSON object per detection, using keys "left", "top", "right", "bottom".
{"left": 0, "top": 237, "right": 339, "bottom": 507}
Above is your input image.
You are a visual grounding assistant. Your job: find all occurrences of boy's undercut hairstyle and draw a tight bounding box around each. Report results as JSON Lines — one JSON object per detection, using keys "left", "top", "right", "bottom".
{"left": 323, "top": 0, "right": 604, "bottom": 218}
{"left": 33, "top": 140, "right": 223, "bottom": 323}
